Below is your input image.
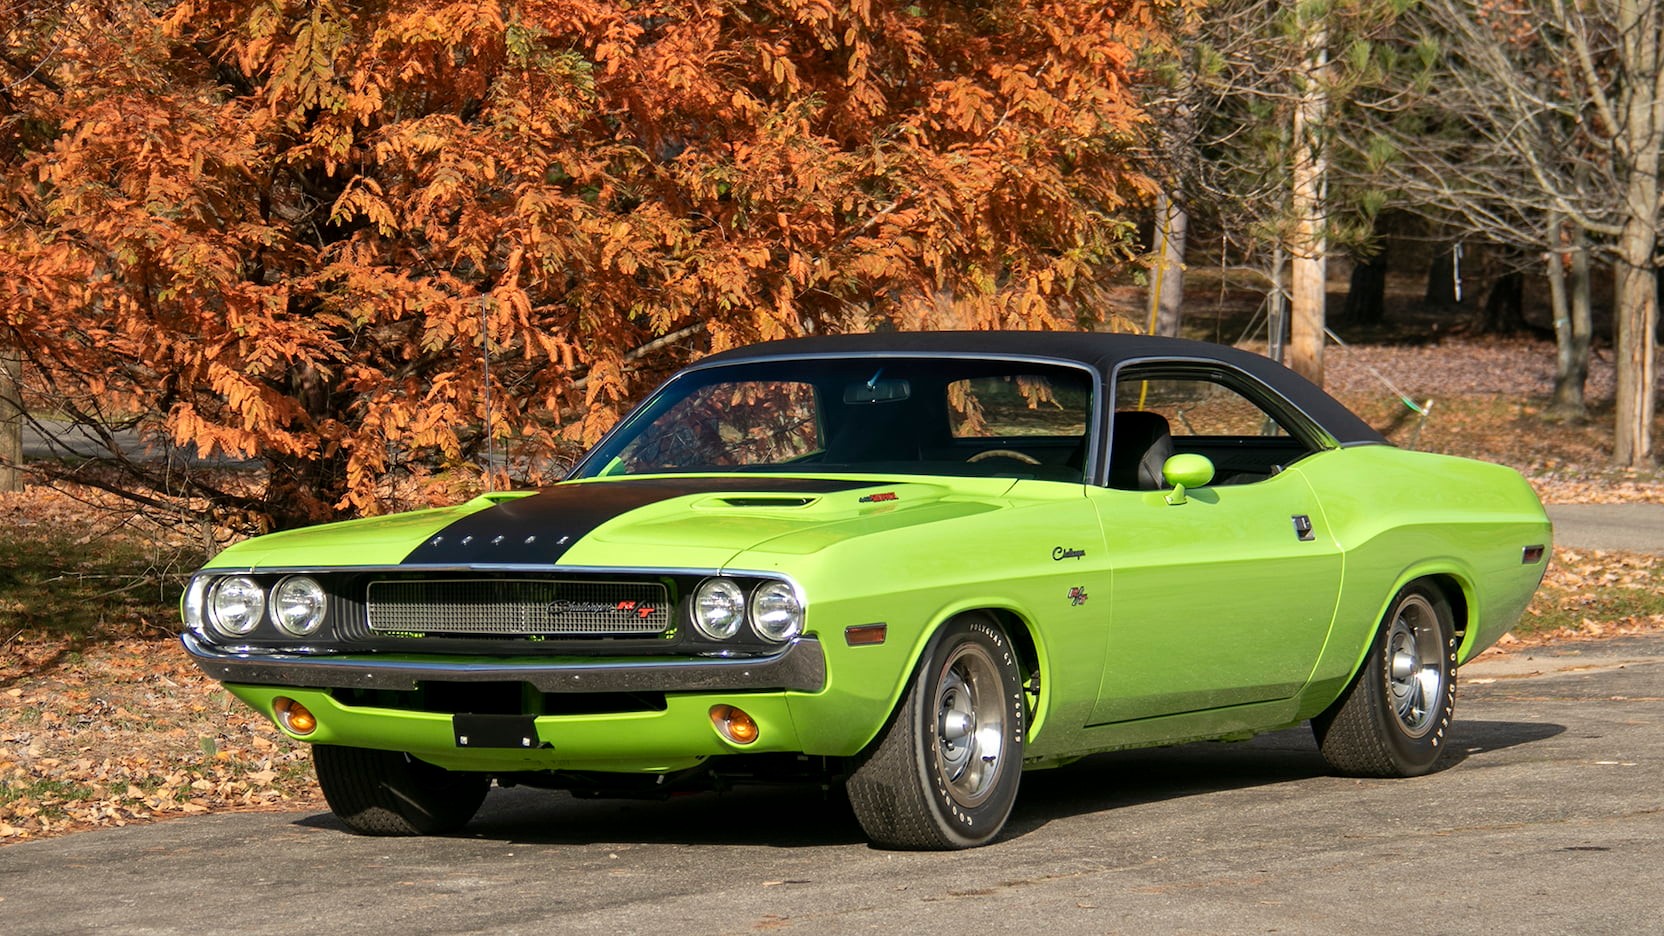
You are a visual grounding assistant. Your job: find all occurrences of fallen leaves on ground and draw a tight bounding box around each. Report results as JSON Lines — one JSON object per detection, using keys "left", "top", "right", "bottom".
{"left": 0, "top": 489, "right": 318, "bottom": 845}
{"left": 1325, "top": 338, "right": 1664, "bottom": 504}
{"left": 1512, "top": 548, "right": 1664, "bottom": 643}
{"left": 1325, "top": 337, "right": 1620, "bottom": 400}
{"left": 0, "top": 637, "right": 321, "bottom": 843}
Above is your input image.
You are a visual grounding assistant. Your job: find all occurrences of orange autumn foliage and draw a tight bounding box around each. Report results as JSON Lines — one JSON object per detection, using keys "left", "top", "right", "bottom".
{"left": 1, "top": 0, "right": 1163, "bottom": 527}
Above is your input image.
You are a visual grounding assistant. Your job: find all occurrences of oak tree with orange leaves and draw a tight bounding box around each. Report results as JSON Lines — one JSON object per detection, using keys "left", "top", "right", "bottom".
{"left": 1, "top": 0, "right": 1164, "bottom": 528}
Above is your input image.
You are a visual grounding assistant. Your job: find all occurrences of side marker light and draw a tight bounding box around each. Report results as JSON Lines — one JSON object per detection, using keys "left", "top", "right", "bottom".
{"left": 845, "top": 623, "right": 888, "bottom": 646}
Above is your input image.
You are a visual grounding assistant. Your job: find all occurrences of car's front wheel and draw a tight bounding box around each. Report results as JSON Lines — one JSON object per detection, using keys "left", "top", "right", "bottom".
{"left": 313, "top": 745, "right": 491, "bottom": 835}
{"left": 1313, "top": 582, "right": 1458, "bottom": 777}
{"left": 846, "top": 614, "right": 1026, "bottom": 849}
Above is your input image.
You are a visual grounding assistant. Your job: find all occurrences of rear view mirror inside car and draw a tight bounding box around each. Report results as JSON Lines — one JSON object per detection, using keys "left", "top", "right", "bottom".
{"left": 845, "top": 377, "right": 910, "bottom": 404}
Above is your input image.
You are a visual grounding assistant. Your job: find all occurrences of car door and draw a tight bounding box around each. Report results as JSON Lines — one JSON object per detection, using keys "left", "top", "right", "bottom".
{"left": 1087, "top": 366, "right": 1344, "bottom": 725}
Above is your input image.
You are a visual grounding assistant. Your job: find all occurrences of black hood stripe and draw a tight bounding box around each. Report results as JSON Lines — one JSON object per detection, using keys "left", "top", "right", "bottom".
{"left": 400, "top": 478, "right": 873, "bottom": 566}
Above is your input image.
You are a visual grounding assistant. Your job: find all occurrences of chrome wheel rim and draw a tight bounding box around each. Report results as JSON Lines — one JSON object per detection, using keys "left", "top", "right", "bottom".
{"left": 932, "top": 644, "right": 1006, "bottom": 808}
{"left": 1384, "top": 594, "right": 1446, "bottom": 738}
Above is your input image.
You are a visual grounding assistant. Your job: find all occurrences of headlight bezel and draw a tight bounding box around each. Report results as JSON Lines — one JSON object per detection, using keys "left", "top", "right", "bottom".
{"left": 691, "top": 576, "right": 747, "bottom": 640}
{"left": 206, "top": 575, "right": 266, "bottom": 637}
{"left": 271, "top": 575, "right": 328, "bottom": 637}
{"left": 748, "top": 580, "right": 804, "bottom": 643}
{"left": 182, "top": 576, "right": 210, "bottom": 632}
{"left": 688, "top": 575, "right": 806, "bottom": 647}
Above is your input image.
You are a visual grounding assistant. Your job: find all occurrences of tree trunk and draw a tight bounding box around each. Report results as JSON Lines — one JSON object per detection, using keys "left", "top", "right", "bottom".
{"left": 264, "top": 360, "right": 350, "bottom": 529}
{"left": 1546, "top": 234, "right": 1570, "bottom": 380}
{"left": 1570, "top": 237, "right": 1593, "bottom": 402}
{"left": 1613, "top": 256, "right": 1658, "bottom": 465}
{"left": 1548, "top": 221, "right": 1591, "bottom": 420}
{"left": 1344, "top": 246, "right": 1388, "bottom": 325}
{"left": 266, "top": 452, "right": 351, "bottom": 531}
{"left": 1288, "top": 18, "right": 1330, "bottom": 386}
{"left": 1148, "top": 192, "right": 1187, "bottom": 338}
{"left": 0, "top": 346, "right": 21, "bottom": 492}
{"left": 1611, "top": 0, "right": 1660, "bottom": 467}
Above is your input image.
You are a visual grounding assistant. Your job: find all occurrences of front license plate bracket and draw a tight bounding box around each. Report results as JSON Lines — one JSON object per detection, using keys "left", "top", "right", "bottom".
{"left": 453, "top": 714, "right": 542, "bottom": 749}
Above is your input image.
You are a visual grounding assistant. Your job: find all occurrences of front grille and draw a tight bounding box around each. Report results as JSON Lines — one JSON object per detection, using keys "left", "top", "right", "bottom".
{"left": 365, "top": 579, "right": 672, "bottom": 637}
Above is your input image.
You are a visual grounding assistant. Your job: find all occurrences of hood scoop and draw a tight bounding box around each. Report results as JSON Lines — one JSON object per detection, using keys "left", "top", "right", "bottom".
{"left": 717, "top": 496, "right": 818, "bottom": 508}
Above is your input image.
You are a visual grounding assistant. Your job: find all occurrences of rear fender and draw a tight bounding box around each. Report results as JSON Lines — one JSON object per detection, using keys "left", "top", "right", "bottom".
{"left": 1340, "top": 563, "right": 1477, "bottom": 687}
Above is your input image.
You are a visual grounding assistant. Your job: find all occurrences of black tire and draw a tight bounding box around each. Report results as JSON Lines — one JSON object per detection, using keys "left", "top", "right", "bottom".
{"left": 846, "top": 614, "right": 1026, "bottom": 849}
{"left": 1313, "top": 582, "right": 1458, "bottom": 777}
{"left": 313, "top": 745, "right": 491, "bottom": 836}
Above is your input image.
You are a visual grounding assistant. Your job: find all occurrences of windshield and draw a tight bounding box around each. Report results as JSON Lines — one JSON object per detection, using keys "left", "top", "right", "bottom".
{"left": 571, "top": 356, "right": 1096, "bottom": 483}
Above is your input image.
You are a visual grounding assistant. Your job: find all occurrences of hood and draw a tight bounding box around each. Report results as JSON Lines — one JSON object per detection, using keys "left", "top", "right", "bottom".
{"left": 207, "top": 475, "right": 1016, "bottom": 572}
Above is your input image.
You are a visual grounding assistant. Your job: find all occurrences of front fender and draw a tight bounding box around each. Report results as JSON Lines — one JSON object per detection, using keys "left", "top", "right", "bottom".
{"left": 784, "top": 595, "right": 1052, "bottom": 757}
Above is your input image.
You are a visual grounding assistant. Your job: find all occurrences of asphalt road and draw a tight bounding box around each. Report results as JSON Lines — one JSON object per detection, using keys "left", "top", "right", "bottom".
{"left": 1, "top": 637, "right": 1660, "bottom": 935}
{"left": 20, "top": 419, "right": 156, "bottom": 461}
{"left": 19, "top": 418, "right": 250, "bottom": 466}
{"left": 1545, "top": 503, "right": 1664, "bottom": 555}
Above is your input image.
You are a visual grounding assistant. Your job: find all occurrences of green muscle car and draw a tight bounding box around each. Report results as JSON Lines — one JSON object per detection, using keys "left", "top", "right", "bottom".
{"left": 181, "top": 332, "right": 1551, "bottom": 849}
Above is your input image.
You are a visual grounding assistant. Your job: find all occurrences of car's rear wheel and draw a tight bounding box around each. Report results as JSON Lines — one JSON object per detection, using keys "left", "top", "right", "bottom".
{"left": 846, "top": 614, "right": 1025, "bottom": 849}
{"left": 1313, "top": 582, "right": 1457, "bottom": 777}
{"left": 313, "top": 744, "right": 491, "bottom": 835}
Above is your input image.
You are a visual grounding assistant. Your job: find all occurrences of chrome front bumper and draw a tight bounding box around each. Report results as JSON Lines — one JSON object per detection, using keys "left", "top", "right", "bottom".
{"left": 179, "top": 631, "right": 828, "bottom": 694}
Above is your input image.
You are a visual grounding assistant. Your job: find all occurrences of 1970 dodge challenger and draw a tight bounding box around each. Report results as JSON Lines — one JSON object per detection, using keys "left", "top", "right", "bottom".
{"left": 182, "top": 331, "right": 1551, "bottom": 849}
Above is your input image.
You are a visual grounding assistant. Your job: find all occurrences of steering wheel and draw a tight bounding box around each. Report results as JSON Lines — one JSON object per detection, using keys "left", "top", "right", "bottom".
{"left": 966, "top": 449, "right": 1042, "bottom": 465}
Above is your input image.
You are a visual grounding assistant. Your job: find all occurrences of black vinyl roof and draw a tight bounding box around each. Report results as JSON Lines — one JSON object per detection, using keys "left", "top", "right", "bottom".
{"left": 699, "top": 330, "right": 1386, "bottom": 446}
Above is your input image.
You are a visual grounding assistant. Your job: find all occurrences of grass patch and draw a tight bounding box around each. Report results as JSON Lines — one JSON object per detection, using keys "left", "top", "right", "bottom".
{"left": 0, "top": 777, "right": 99, "bottom": 806}
{"left": 0, "top": 777, "right": 96, "bottom": 804}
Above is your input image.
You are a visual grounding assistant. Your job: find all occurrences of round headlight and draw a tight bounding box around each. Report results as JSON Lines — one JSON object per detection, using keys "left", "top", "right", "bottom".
{"left": 208, "top": 576, "right": 265, "bottom": 637}
{"left": 272, "top": 576, "right": 327, "bottom": 637}
{"left": 692, "top": 577, "right": 746, "bottom": 640}
{"left": 749, "top": 581, "right": 803, "bottom": 642}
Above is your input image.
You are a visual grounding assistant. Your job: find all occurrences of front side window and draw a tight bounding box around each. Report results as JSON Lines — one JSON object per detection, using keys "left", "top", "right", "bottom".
{"left": 1114, "top": 375, "right": 1290, "bottom": 439}
{"left": 1108, "top": 368, "right": 1320, "bottom": 488}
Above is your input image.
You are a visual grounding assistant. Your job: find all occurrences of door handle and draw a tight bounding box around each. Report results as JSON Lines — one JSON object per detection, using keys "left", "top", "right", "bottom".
{"left": 1292, "top": 515, "right": 1315, "bottom": 541}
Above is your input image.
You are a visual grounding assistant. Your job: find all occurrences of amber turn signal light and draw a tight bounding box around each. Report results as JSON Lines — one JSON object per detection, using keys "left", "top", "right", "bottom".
{"left": 709, "top": 704, "right": 759, "bottom": 745}
{"left": 273, "top": 697, "right": 317, "bottom": 736}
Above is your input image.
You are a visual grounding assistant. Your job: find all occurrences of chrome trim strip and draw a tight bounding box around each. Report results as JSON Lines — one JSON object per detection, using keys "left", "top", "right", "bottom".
{"left": 179, "top": 631, "right": 827, "bottom": 694}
